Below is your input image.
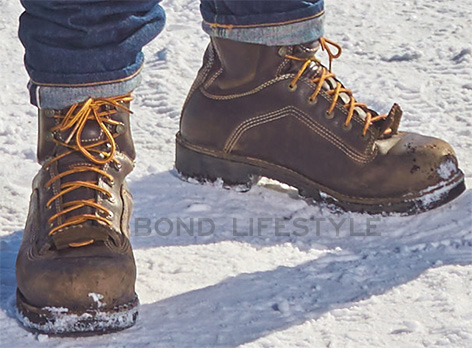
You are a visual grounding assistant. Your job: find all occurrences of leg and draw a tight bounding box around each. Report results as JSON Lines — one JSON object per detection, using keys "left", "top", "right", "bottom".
{"left": 200, "top": 0, "right": 324, "bottom": 45}
{"left": 176, "top": 0, "right": 465, "bottom": 214}
{"left": 19, "top": 0, "right": 165, "bottom": 108}
{"left": 16, "top": 0, "right": 164, "bottom": 334}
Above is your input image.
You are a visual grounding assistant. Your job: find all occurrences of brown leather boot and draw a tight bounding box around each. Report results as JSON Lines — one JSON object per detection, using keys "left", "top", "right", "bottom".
{"left": 176, "top": 38, "right": 465, "bottom": 214}
{"left": 16, "top": 94, "right": 139, "bottom": 334}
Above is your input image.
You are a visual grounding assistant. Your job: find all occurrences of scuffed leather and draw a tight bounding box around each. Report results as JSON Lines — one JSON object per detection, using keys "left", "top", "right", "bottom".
{"left": 16, "top": 103, "right": 137, "bottom": 310}
{"left": 181, "top": 38, "right": 462, "bottom": 200}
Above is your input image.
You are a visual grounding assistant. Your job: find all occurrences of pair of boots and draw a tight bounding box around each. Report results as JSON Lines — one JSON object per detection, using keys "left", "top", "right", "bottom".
{"left": 16, "top": 38, "right": 465, "bottom": 333}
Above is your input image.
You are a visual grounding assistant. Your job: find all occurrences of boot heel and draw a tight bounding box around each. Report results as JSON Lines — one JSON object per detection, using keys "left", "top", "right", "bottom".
{"left": 175, "top": 136, "right": 260, "bottom": 191}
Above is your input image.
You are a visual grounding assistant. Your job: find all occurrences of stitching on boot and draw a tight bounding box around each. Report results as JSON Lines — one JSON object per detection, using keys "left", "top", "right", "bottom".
{"left": 224, "top": 106, "right": 375, "bottom": 163}
{"left": 203, "top": 67, "right": 224, "bottom": 89}
{"left": 184, "top": 139, "right": 431, "bottom": 203}
{"left": 276, "top": 46, "right": 292, "bottom": 77}
{"left": 78, "top": 129, "right": 104, "bottom": 144}
{"left": 201, "top": 74, "right": 294, "bottom": 100}
{"left": 183, "top": 43, "right": 216, "bottom": 108}
{"left": 48, "top": 163, "right": 63, "bottom": 226}
{"left": 299, "top": 44, "right": 320, "bottom": 52}
{"left": 276, "top": 59, "right": 290, "bottom": 77}
{"left": 201, "top": 75, "right": 376, "bottom": 141}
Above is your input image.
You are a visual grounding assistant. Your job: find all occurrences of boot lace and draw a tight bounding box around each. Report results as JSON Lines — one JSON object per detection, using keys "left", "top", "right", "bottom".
{"left": 43, "top": 94, "right": 133, "bottom": 246}
{"left": 286, "top": 37, "right": 388, "bottom": 136}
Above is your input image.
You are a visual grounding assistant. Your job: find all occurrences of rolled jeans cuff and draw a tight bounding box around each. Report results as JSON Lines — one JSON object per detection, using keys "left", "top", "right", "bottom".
{"left": 202, "top": 11, "right": 325, "bottom": 46}
{"left": 28, "top": 65, "right": 142, "bottom": 110}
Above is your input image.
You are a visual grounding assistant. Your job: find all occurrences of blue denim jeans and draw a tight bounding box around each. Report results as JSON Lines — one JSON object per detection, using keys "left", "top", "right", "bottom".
{"left": 19, "top": 0, "right": 324, "bottom": 109}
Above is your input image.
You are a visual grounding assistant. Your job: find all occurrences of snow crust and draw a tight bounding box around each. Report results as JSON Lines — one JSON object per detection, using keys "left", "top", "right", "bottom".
{"left": 16, "top": 305, "right": 138, "bottom": 334}
{"left": 437, "top": 159, "right": 458, "bottom": 180}
{"left": 0, "top": 0, "right": 471, "bottom": 346}
{"left": 88, "top": 293, "right": 106, "bottom": 309}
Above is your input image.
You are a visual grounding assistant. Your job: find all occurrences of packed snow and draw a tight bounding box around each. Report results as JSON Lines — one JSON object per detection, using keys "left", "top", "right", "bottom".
{"left": 0, "top": 0, "right": 471, "bottom": 347}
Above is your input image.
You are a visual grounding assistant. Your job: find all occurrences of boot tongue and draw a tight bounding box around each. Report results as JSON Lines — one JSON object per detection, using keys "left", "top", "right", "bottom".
{"left": 56, "top": 117, "right": 107, "bottom": 170}
{"left": 58, "top": 116, "right": 105, "bottom": 150}
{"left": 55, "top": 118, "right": 108, "bottom": 223}
{"left": 377, "top": 103, "right": 403, "bottom": 138}
{"left": 285, "top": 41, "right": 323, "bottom": 79}
{"left": 292, "top": 41, "right": 321, "bottom": 59}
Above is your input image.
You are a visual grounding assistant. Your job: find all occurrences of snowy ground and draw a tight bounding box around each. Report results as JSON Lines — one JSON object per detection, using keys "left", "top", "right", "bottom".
{"left": 1, "top": 0, "right": 471, "bottom": 347}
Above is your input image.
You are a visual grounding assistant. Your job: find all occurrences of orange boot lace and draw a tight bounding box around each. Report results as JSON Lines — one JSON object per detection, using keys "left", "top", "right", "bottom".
{"left": 285, "top": 37, "right": 388, "bottom": 136}
{"left": 43, "top": 94, "right": 133, "bottom": 247}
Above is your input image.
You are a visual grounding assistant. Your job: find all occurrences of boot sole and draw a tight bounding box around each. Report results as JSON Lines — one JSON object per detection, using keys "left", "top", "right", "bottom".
{"left": 16, "top": 289, "right": 139, "bottom": 335}
{"left": 175, "top": 133, "right": 466, "bottom": 215}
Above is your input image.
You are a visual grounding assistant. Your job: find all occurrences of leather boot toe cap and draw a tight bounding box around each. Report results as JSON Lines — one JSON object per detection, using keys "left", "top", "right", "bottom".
{"left": 16, "top": 242, "right": 136, "bottom": 311}
{"left": 371, "top": 132, "right": 461, "bottom": 199}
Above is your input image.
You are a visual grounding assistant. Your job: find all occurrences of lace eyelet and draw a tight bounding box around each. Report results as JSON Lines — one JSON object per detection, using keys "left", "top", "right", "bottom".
{"left": 307, "top": 97, "right": 318, "bottom": 106}
{"left": 45, "top": 132, "right": 55, "bottom": 142}
{"left": 325, "top": 110, "right": 335, "bottom": 120}
{"left": 287, "top": 83, "right": 298, "bottom": 92}
{"left": 115, "top": 123, "right": 126, "bottom": 135}
{"left": 278, "top": 46, "right": 288, "bottom": 57}
{"left": 103, "top": 177, "right": 114, "bottom": 187}
{"left": 43, "top": 109, "right": 55, "bottom": 118}
{"left": 107, "top": 194, "right": 115, "bottom": 203}
{"left": 342, "top": 122, "right": 352, "bottom": 132}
